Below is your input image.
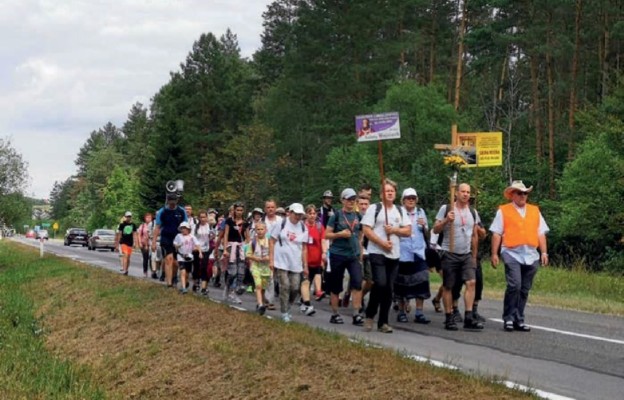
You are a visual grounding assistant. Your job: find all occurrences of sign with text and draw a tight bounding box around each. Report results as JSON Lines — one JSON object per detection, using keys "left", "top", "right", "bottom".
{"left": 475, "top": 131, "right": 503, "bottom": 167}
{"left": 355, "top": 112, "right": 401, "bottom": 142}
{"left": 434, "top": 131, "right": 502, "bottom": 168}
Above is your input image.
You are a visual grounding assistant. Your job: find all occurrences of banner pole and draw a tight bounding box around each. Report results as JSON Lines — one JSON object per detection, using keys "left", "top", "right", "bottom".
{"left": 449, "top": 171, "right": 458, "bottom": 253}
{"left": 378, "top": 140, "right": 389, "bottom": 226}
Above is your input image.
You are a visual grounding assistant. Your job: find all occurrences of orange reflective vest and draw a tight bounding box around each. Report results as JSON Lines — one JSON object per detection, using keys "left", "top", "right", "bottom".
{"left": 500, "top": 203, "right": 540, "bottom": 248}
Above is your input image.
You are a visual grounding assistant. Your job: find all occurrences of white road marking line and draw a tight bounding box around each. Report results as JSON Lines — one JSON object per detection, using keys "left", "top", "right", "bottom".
{"left": 405, "top": 354, "right": 459, "bottom": 370}
{"left": 502, "top": 381, "right": 576, "bottom": 400}
{"left": 404, "top": 355, "right": 573, "bottom": 399}
{"left": 489, "top": 318, "right": 624, "bottom": 345}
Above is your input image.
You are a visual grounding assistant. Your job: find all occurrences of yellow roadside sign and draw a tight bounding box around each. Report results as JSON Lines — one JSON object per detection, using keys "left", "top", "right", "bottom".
{"left": 52, "top": 222, "right": 59, "bottom": 231}
{"left": 476, "top": 132, "right": 502, "bottom": 167}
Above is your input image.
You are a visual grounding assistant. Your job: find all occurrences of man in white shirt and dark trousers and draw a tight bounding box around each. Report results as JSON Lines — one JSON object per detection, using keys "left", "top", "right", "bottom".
{"left": 433, "top": 183, "right": 484, "bottom": 331}
{"left": 361, "top": 179, "right": 411, "bottom": 333}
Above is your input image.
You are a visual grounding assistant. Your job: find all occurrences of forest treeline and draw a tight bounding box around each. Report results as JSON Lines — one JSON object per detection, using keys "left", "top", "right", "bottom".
{"left": 49, "top": 0, "right": 624, "bottom": 271}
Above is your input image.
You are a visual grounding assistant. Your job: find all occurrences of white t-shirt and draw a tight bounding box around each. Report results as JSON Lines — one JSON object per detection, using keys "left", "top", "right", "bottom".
{"left": 195, "top": 224, "right": 214, "bottom": 252}
{"left": 361, "top": 203, "right": 411, "bottom": 260}
{"left": 270, "top": 219, "right": 309, "bottom": 272}
{"left": 264, "top": 215, "right": 283, "bottom": 237}
{"left": 173, "top": 233, "right": 200, "bottom": 262}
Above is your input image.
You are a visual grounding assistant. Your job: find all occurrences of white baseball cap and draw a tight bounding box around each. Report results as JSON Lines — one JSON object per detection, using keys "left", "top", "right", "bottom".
{"left": 341, "top": 188, "right": 357, "bottom": 200}
{"left": 124, "top": 211, "right": 133, "bottom": 217}
{"left": 401, "top": 188, "right": 418, "bottom": 199}
{"left": 289, "top": 203, "right": 305, "bottom": 215}
{"left": 178, "top": 221, "right": 191, "bottom": 231}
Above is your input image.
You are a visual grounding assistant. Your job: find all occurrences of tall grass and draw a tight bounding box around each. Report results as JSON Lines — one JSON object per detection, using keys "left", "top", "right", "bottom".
{"left": 0, "top": 244, "right": 106, "bottom": 399}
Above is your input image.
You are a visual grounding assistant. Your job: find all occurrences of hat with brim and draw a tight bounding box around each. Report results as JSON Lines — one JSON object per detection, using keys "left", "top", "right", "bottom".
{"left": 322, "top": 190, "right": 334, "bottom": 198}
{"left": 289, "top": 203, "right": 305, "bottom": 215}
{"left": 178, "top": 222, "right": 191, "bottom": 232}
{"left": 504, "top": 180, "right": 533, "bottom": 200}
{"left": 252, "top": 207, "right": 264, "bottom": 216}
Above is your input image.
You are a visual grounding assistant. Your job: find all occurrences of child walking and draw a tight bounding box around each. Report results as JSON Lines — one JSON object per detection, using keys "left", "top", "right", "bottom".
{"left": 174, "top": 221, "right": 202, "bottom": 294}
{"left": 246, "top": 222, "right": 271, "bottom": 315}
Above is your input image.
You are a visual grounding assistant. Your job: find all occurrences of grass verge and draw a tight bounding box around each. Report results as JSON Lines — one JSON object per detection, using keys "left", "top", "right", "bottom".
{"left": 429, "top": 260, "right": 624, "bottom": 316}
{"left": 0, "top": 241, "right": 536, "bottom": 399}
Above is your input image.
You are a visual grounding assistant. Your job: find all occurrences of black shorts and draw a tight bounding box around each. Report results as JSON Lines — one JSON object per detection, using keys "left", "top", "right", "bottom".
{"left": 440, "top": 252, "right": 475, "bottom": 290}
{"left": 362, "top": 255, "right": 372, "bottom": 282}
{"left": 307, "top": 266, "right": 323, "bottom": 282}
{"left": 327, "top": 254, "right": 362, "bottom": 294}
{"left": 161, "top": 243, "right": 177, "bottom": 258}
{"left": 178, "top": 260, "right": 193, "bottom": 272}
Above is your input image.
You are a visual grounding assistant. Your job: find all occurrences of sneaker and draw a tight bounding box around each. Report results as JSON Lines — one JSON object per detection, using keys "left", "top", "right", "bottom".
{"left": 257, "top": 304, "right": 266, "bottom": 316}
{"left": 300, "top": 304, "right": 316, "bottom": 316}
{"left": 452, "top": 309, "right": 463, "bottom": 323}
{"left": 464, "top": 318, "right": 484, "bottom": 330}
{"left": 192, "top": 284, "right": 199, "bottom": 293}
{"left": 445, "top": 319, "right": 459, "bottom": 331}
{"left": 200, "top": 288, "right": 208, "bottom": 296}
{"left": 363, "top": 318, "right": 374, "bottom": 332}
{"left": 151, "top": 272, "right": 158, "bottom": 279}
{"left": 473, "top": 311, "right": 486, "bottom": 323}
{"left": 228, "top": 293, "right": 242, "bottom": 304}
{"left": 266, "top": 303, "right": 276, "bottom": 311}
{"left": 397, "top": 311, "right": 408, "bottom": 323}
{"left": 414, "top": 314, "right": 431, "bottom": 324}
{"left": 281, "top": 313, "right": 291, "bottom": 323}
{"left": 378, "top": 324, "right": 393, "bottom": 333}
{"left": 352, "top": 314, "right": 364, "bottom": 326}
{"left": 314, "top": 291, "right": 326, "bottom": 301}
{"left": 159, "top": 274, "right": 165, "bottom": 282}
{"left": 329, "top": 314, "right": 344, "bottom": 324}
{"left": 236, "top": 286, "right": 246, "bottom": 295}
{"left": 179, "top": 288, "right": 188, "bottom": 294}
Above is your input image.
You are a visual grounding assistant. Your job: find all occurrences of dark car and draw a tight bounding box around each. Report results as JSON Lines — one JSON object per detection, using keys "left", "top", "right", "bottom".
{"left": 64, "top": 228, "right": 89, "bottom": 246}
{"left": 88, "top": 229, "right": 116, "bottom": 251}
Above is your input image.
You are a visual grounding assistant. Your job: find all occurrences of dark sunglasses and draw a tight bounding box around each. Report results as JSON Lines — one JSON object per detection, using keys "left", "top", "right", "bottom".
{"left": 404, "top": 196, "right": 417, "bottom": 200}
{"left": 515, "top": 192, "right": 529, "bottom": 196}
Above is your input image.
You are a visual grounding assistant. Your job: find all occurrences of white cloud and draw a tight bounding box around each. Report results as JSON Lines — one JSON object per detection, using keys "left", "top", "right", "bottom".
{"left": 0, "top": 0, "right": 271, "bottom": 198}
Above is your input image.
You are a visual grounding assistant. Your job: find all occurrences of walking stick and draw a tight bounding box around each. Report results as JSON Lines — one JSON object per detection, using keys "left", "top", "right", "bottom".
{"left": 449, "top": 171, "right": 458, "bottom": 253}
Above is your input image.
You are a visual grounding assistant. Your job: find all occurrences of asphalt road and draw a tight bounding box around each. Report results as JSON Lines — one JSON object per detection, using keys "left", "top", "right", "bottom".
{"left": 12, "top": 237, "right": 624, "bottom": 400}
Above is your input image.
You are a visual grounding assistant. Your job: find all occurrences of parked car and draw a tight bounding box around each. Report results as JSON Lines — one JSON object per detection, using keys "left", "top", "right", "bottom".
{"left": 88, "top": 229, "right": 116, "bottom": 251}
{"left": 64, "top": 228, "right": 89, "bottom": 247}
{"left": 25, "top": 229, "right": 36, "bottom": 239}
{"left": 36, "top": 229, "right": 49, "bottom": 240}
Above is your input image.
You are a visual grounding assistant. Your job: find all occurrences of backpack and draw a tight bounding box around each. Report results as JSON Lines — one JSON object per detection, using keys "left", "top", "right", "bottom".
{"left": 436, "top": 204, "right": 477, "bottom": 246}
{"left": 277, "top": 218, "right": 306, "bottom": 246}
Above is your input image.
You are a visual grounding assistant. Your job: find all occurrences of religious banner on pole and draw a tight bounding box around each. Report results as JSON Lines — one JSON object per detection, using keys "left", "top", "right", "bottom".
{"left": 355, "top": 111, "right": 401, "bottom": 227}
{"left": 355, "top": 112, "right": 401, "bottom": 142}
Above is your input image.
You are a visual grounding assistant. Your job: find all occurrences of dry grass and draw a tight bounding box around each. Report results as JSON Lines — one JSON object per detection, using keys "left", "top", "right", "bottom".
{"left": 8, "top": 242, "right": 534, "bottom": 400}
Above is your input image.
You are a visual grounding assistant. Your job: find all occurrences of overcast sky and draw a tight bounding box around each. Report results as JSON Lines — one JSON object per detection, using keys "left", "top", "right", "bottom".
{"left": 1, "top": 0, "right": 271, "bottom": 199}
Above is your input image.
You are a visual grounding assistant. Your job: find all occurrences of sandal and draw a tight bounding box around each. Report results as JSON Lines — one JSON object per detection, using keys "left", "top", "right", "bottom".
{"left": 266, "top": 303, "right": 276, "bottom": 310}
{"left": 432, "top": 298, "right": 442, "bottom": 313}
